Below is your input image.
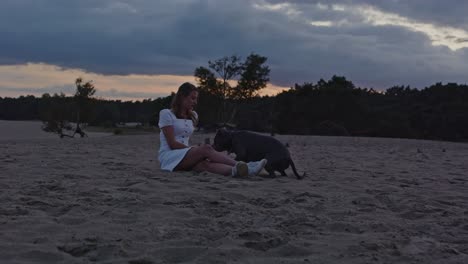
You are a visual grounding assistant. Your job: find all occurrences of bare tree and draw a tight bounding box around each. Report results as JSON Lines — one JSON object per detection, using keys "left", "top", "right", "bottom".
{"left": 41, "top": 77, "right": 96, "bottom": 138}
{"left": 194, "top": 54, "right": 270, "bottom": 124}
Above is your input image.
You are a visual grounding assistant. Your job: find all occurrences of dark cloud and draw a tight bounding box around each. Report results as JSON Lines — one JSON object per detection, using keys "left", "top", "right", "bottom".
{"left": 263, "top": 0, "right": 468, "bottom": 28}
{"left": 0, "top": 0, "right": 467, "bottom": 90}
{"left": 365, "top": 0, "right": 468, "bottom": 29}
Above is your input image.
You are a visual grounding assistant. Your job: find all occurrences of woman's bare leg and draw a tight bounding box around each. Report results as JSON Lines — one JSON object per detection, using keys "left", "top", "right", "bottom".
{"left": 202, "top": 145, "right": 236, "bottom": 165}
{"left": 175, "top": 145, "right": 236, "bottom": 171}
{"left": 192, "top": 160, "right": 232, "bottom": 176}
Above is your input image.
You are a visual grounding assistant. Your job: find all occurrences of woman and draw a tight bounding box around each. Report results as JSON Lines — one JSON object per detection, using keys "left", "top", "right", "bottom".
{"left": 158, "top": 82, "right": 267, "bottom": 177}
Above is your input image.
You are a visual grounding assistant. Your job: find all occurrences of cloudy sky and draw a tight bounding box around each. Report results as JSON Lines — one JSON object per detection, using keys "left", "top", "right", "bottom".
{"left": 1, "top": 0, "right": 468, "bottom": 101}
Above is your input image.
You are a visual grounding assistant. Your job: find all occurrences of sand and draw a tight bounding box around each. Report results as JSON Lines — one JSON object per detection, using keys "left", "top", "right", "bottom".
{"left": 1, "top": 121, "right": 467, "bottom": 263}
{"left": 0, "top": 120, "right": 110, "bottom": 140}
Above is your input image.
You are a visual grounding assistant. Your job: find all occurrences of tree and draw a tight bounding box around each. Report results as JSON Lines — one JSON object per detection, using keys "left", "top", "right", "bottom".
{"left": 194, "top": 66, "right": 220, "bottom": 96}
{"left": 234, "top": 53, "right": 270, "bottom": 100}
{"left": 208, "top": 55, "right": 243, "bottom": 100}
{"left": 40, "top": 77, "right": 96, "bottom": 138}
{"left": 194, "top": 53, "right": 270, "bottom": 123}
{"left": 74, "top": 77, "right": 96, "bottom": 125}
{"left": 72, "top": 77, "right": 97, "bottom": 137}
{"left": 40, "top": 92, "right": 75, "bottom": 137}
{"left": 195, "top": 55, "right": 243, "bottom": 123}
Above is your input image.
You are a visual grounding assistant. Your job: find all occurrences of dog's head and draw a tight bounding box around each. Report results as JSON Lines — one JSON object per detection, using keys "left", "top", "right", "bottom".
{"left": 213, "top": 127, "right": 233, "bottom": 152}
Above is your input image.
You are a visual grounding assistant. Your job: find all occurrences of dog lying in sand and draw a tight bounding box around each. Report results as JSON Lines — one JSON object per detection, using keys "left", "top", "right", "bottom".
{"left": 213, "top": 128, "right": 304, "bottom": 179}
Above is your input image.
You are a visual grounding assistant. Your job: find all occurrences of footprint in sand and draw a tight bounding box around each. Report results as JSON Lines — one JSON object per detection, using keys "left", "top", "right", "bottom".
{"left": 0, "top": 206, "right": 29, "bottom": 216}
{"left": 238, "top": 231, "right": 286, "bottom": 251}
{"left": 101, "top": 161, "right": 131, "bottom": 171}
{"left": 292, "top": 192, "right": 325, "bottom": 203}
{"left": 57, "top": 242, "right": 97, "bottom": 257}
{"left": 20, "top": 250, "right": 64, "bottom": 263}
{"left": 327, "top": 222, "right": 363, "bottom": 234}
{"left": 244, "top": 238, "right": 285, "bottom": 251}
{"left": 152, "top": 247, "right": 207, "bottom": 263}
{"left": 351, "top": 196, "right": 377, "bottom": 212}
{"left": 56, "top": 216, "right": 87, "bottom": 225}
{"left": 248, "top": 197, "right": 279, "bottom": 209}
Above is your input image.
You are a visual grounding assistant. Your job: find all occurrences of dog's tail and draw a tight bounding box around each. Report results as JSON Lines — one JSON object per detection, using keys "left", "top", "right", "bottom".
{"left": 289, "top": 159, "right": 305, "bottom": 179}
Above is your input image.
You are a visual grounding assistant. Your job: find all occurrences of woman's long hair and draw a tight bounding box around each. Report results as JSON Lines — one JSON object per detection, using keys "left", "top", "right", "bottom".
{"left": 171, "top": 82, "right": 198, "bottom": 126}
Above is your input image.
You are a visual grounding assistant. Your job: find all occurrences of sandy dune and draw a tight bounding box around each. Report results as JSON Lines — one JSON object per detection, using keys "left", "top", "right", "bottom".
{"left": 1, "top": 122, "right": 467, "bottom": 263}
{"left": 0, "top": 120, "right": 110, "bottom": 140}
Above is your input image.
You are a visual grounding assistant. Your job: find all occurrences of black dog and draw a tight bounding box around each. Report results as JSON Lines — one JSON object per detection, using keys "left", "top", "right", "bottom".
{"left": 213, "top": 128, "right": 304, "bottom": 179}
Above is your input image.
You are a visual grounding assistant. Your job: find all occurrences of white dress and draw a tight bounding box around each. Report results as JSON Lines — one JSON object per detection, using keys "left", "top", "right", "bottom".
{"left": 158, "top": 109, "right": 198, "bottom": 171}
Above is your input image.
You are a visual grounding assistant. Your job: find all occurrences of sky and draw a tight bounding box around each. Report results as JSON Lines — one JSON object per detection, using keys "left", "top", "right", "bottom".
{"left": 1, "top": 0, "right": 468, "bottom": 101}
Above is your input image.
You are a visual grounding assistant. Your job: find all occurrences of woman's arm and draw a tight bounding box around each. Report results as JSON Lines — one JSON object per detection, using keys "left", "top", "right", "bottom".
{"left": 161, "top": 126, "right": 189, "bottom": 149}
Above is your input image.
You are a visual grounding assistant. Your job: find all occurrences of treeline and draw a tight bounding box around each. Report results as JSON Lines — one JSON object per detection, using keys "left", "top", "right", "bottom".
{"left": 0, "top": 93, "right": 171, "bottom": 127}
{"left": 1, "top": 76, "right": 468, "bottom": 142}
{"left": 272, "top": 77, "right": 468, "bottom": 141}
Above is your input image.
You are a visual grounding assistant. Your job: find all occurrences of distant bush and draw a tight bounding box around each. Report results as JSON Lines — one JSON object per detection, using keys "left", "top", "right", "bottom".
{"left": 113, "top": 128, "right": 123, "bottom": 135}
{"left": 102, "top": 120, "right": 114, "bottom": 128}
{"left": 314, "top": 120, "right": 350, "bottom": 136}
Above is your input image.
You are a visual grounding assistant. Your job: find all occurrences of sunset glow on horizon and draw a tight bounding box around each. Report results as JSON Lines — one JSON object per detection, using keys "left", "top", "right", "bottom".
{"left": 0, "top": 63, "right": 289, "bottom": 101}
